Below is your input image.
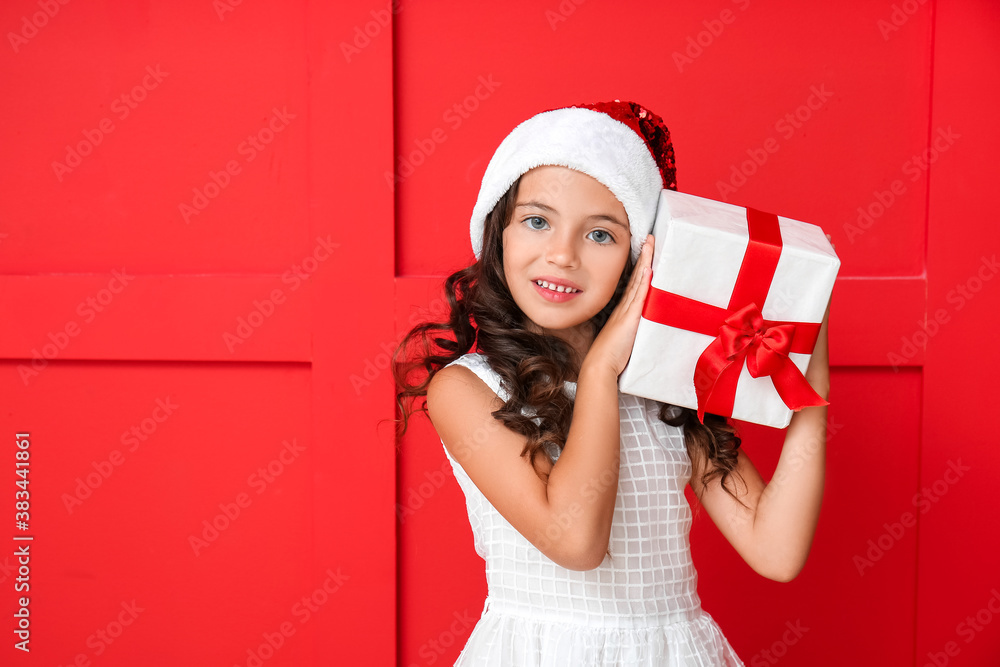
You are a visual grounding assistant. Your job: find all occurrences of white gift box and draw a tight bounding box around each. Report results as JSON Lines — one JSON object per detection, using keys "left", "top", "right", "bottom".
{"left": 617, "top": 189, "right": 841, "bottom": 429}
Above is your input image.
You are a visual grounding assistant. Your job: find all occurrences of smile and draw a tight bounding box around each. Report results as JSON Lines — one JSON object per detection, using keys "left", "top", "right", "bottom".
{"left": 534, "top": 280, "right": 580, "bottom": 293}
{"left": 532, "top": 280, "right": 582, "bottom": 303}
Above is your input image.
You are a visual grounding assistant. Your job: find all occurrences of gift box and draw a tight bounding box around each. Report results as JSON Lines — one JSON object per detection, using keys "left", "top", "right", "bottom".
{"left": 618, "top": 189, "right": 840, "bottom": 429}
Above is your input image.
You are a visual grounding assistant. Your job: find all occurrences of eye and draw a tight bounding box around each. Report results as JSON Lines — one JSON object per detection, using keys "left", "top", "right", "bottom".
{"left": 588, "top": 229, "right": 614, "bottom": 244}
{"left": 523, "top": 216, "right": 548, "bottom": 230}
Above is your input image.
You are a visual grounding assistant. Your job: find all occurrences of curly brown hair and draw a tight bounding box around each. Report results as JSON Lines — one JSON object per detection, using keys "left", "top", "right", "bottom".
{"left": 391, "top": 175, "right": 748, "bottom": 518}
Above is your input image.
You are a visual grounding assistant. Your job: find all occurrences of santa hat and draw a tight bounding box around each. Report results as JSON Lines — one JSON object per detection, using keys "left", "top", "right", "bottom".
{"left": 470, "top": 100, "right": 677, "bottom": 263}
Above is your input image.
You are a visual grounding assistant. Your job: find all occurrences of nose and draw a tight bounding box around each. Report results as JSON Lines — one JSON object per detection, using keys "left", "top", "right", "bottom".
{"left": 545, "top": 229, "right": 579, "bottom": 268}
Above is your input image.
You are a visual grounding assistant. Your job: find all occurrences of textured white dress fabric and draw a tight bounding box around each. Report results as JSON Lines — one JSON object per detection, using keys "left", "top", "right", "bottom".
{"left": 440, "top": 353, "right": 744, "bottom": 666}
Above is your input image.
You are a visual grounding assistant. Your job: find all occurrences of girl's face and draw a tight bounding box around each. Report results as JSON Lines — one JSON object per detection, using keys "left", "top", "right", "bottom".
{"left": 502, "top": 165, "right": 631, "bottom": 356}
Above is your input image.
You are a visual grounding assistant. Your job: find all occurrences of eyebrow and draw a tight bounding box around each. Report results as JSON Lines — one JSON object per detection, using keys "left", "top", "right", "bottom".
{"left": 515, "top": 200, "right": 628, "bottom": 230}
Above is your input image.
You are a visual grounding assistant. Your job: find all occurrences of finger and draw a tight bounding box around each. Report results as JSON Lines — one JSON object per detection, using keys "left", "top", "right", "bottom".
{"left": 631, "top": 267, "right": 651, "bottom": 314}
{"left": 626, "top": 265, "right": 652, "bottom": 314}
{"left": 614, "top": 236, "right": 654, "bottom": 316}
{"left": 622, "top": 246, "right": 647, "bottom": 294}
{"left": 623, "top": 265, "right": 645, "bottom": 310}
{"left": 616, "top": 265, "right": 645, "bottom": 317}
{"left": 641, "top": 234, "right": 654, "bottom": 263}
{"left": 635, "top": 236, "right": 653, "bottom": 276}
{"left": 635, "top": 236, "right": 654, "bottom": 296}
{"left": 627, "top": 237, "right": 653, "bottom": 287}
{"left": 623, "top": 237, "right": 654, "bottom": 306}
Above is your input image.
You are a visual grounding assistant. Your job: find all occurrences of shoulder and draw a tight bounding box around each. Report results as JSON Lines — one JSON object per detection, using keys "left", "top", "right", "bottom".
{"left": 432, "top": 353, "right": 508, "bottom": 401}
{"left": 428, "top": 357, "right": 496, "bottom": 404}
{"left": 426, "top": 355, "right": 504, "bottom": 451}
{"left": 427, "top": 355, "right": 555, "bottom": 492}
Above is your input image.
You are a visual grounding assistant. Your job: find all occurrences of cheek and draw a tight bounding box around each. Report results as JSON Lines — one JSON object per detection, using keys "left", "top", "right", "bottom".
{"left": 500, "top": 228, "right": 512, "bottom": 264}
{"left": 500, "top": 242, "right": 514, "bottom": 289}
{"left": 596, "top": 252, "right": 629, "bottom": 292}
{"left": 501, "top": 230, "right": 521, "bottom": 271}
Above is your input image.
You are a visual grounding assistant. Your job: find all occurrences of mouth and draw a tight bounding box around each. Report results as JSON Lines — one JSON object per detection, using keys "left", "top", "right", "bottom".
{"left": 533, "top": 279, "right": 581, "bottom": 294}
{"left": 531, "top": 278, "right": 583, "bottom": 302}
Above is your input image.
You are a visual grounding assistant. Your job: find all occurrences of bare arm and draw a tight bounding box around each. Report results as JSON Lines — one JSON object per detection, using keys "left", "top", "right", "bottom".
{"left": 428, "top": 235, "right": 656, "bottom": 571}
{"left": 428, "top": 356, "right": 622, "bottom": 570}
{"left": 540, "top": 359, "right": 622, "bottom": 568}
{"left": 690, "top": 298, "right": 831, "bottom": 582}
{"left": 750, "top": 304, "right": 830, "bottom": 580}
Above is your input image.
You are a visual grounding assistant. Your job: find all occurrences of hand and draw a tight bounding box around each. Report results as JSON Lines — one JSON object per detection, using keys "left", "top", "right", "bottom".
{"left": 816, "top": 232, "right": 834, "bottom": 352}
{"left": 804, "top": 273, "right": 831, "bottom": 397}
{"left": 810, "top": 232, "right": 834, "bottom": 367}
{"left": 583, "top": 234, "right": 655, "bottom": 376}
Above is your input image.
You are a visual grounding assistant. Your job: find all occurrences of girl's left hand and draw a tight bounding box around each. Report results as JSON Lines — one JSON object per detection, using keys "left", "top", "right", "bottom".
{"left": 582, "top": 234, "right": 655, "bottom": 376}
{"left": 805, "top": 235, "right": 833, "bottom": 394}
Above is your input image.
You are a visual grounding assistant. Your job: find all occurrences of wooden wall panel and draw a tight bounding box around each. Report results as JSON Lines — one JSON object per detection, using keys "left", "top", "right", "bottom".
{"left": 395, "top": 1, "right": 999, "bottom": 665}
{"left": 0, "top": 0, "right": 397, "bottom": 664}
{"left": 918, "top": 0, "right": 1000, "bottom": 663}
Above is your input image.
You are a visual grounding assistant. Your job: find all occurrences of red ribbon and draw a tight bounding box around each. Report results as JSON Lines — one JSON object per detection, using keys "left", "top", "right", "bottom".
{"left": 640, "top": 207, "right": 828, "bottom": 423}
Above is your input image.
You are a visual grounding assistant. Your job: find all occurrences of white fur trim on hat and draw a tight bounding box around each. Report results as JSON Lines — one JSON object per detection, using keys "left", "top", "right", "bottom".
{"left": 470, "top": 106, "right": 663, "bottom": 263}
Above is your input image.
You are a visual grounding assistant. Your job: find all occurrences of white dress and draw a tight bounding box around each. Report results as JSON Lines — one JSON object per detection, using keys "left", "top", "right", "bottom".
{"left": 440, "top": 353, "right": 744, "bottom": 667}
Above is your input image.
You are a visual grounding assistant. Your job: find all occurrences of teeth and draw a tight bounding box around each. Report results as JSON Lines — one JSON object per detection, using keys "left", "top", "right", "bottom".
{"left": 536, "top": 280, "right": 578, "bottom": 293}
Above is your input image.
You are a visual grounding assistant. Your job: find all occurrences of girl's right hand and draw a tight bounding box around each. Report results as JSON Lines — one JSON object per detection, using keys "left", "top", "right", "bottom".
{"left": 583, "top": 234, "right": 655, "bottom": 377}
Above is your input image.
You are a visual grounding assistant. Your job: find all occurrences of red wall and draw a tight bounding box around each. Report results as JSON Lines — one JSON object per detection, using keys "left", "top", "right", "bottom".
{"left": 1, "top": 1, "right": 997, "bottom": 665}
{"left": 1, "top": 1, "right": 394, "bottom": 665}
{"left": 395, "top": 1, "right": 1000, "bottom": 666}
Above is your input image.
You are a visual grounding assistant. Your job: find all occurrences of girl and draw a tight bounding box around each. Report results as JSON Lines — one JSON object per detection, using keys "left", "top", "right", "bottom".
{"left": 393, "top": 100, "right": 830, "bottom": 666}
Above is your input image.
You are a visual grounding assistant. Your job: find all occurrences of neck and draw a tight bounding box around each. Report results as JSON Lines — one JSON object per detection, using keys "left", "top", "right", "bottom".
{"left": 525, "top": 321, "right": 593, "bottom": 381}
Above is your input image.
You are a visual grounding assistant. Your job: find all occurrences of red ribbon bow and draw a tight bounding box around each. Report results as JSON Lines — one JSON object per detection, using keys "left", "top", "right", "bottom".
{"left": 694, "top": 302, "right": 825, "bottom": 424}
{"left": 640, "top": 206, "right": 828, "bottom": 424}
